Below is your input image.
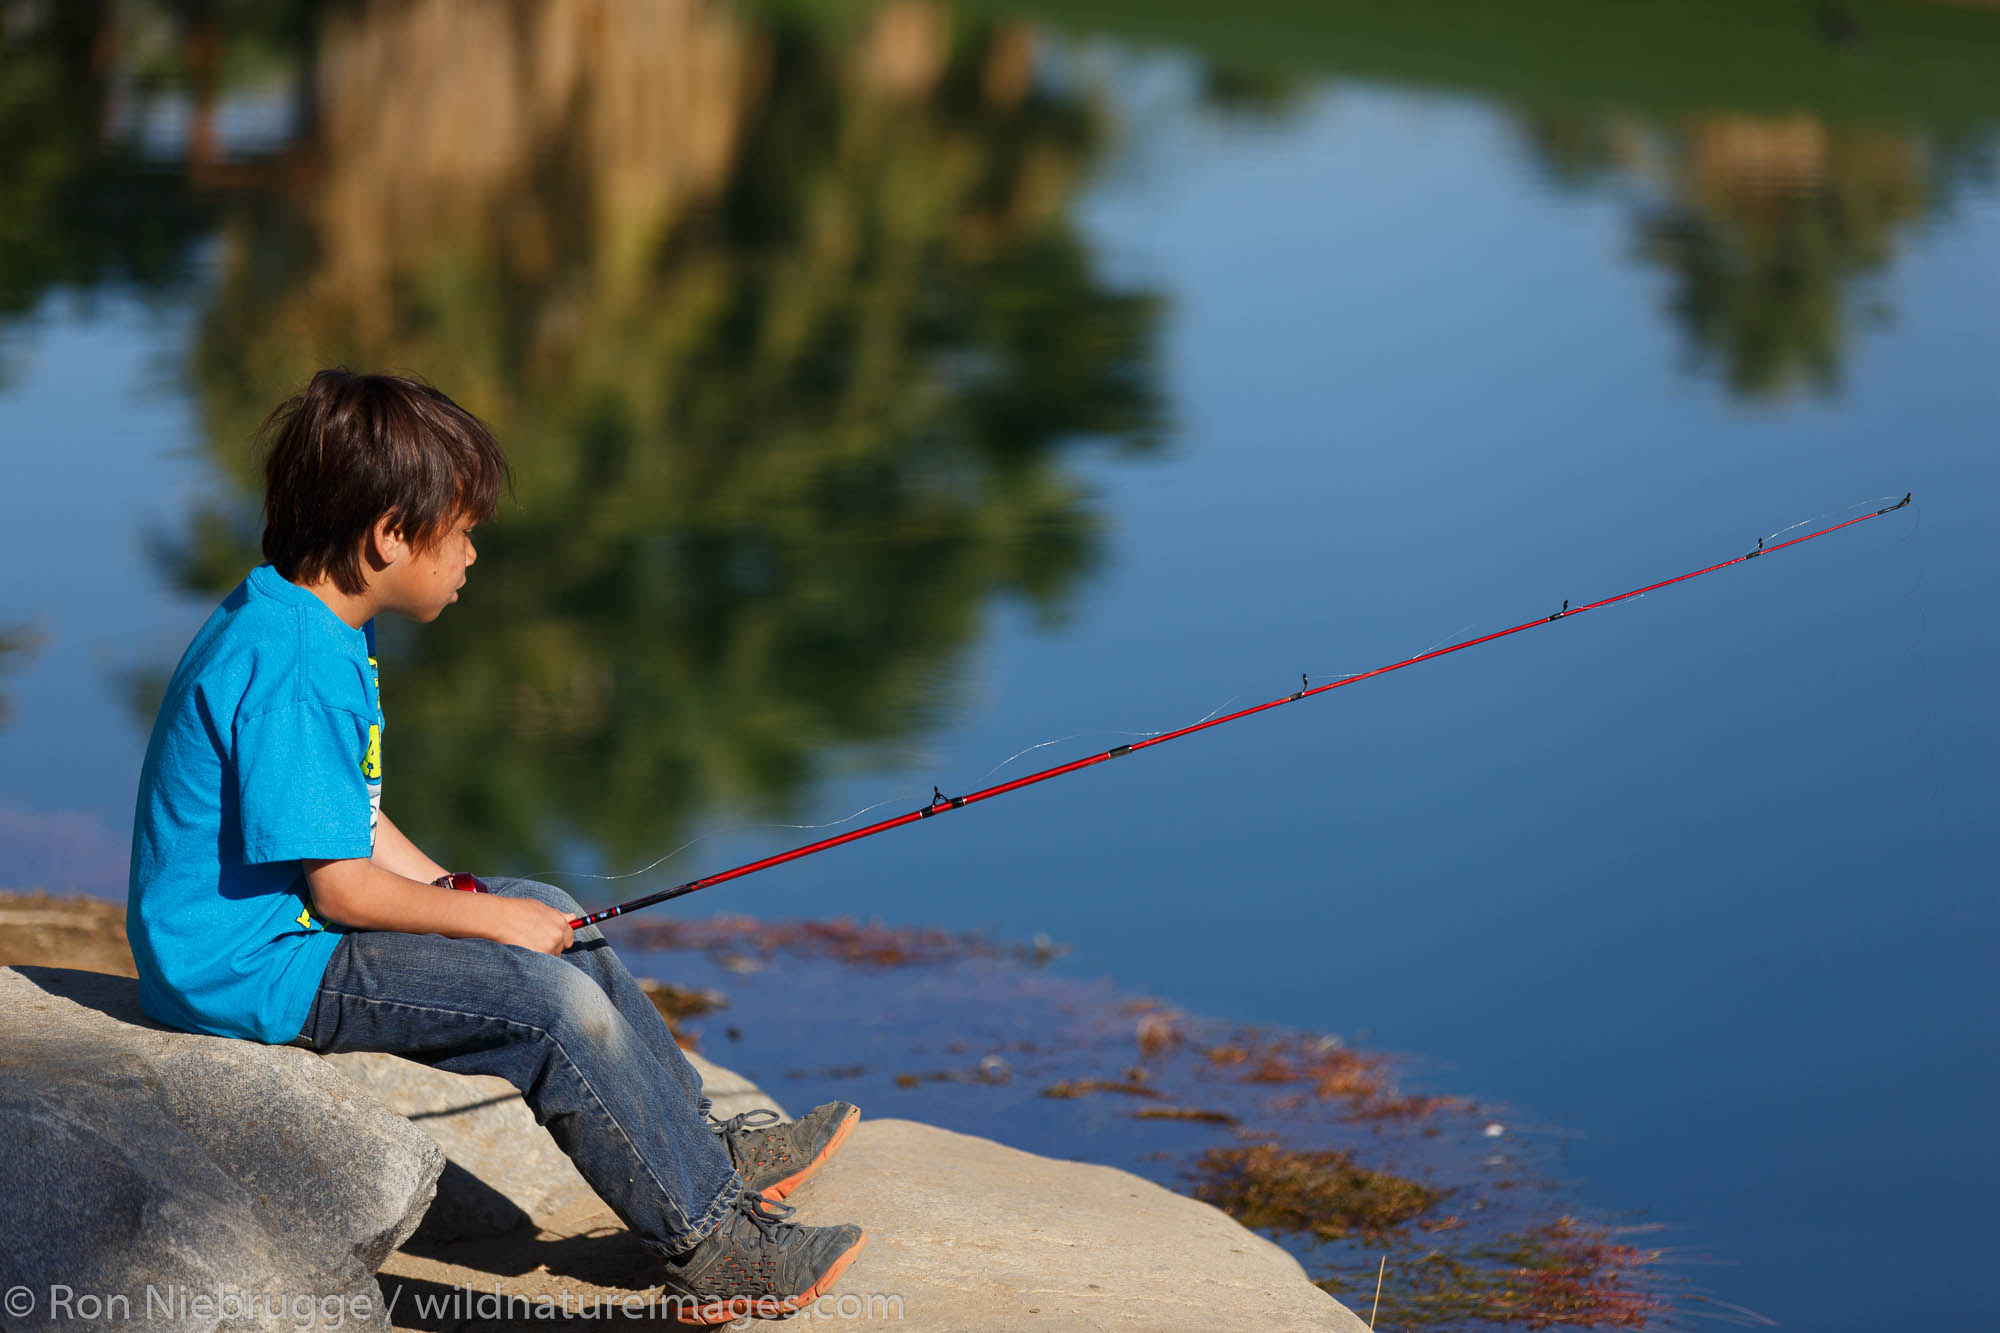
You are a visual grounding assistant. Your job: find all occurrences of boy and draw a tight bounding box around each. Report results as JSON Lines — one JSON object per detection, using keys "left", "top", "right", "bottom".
{"left": 127, "top": 368, "right": 865, "bottom": 1325}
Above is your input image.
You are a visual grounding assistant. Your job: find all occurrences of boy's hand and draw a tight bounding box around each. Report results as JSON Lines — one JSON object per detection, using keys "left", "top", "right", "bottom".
{"left": 490, "top": 897, "right": 576, "bottom": 955}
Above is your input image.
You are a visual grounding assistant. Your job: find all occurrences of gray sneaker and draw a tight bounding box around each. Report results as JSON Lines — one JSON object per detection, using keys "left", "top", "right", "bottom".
{"left": 712, "top": 1102, "right": 861, "bottom": 1202}
{"left": 659, "top": 1192, "right": 865, "bottom": 1326}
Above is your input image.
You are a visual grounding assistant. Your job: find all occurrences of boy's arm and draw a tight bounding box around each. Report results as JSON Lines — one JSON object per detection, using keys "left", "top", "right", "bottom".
{"left": 371, "top": 809, "right": 451, "bottom": 884}
{"left": 305, "top": 859, "right": 574, "bottom": 955}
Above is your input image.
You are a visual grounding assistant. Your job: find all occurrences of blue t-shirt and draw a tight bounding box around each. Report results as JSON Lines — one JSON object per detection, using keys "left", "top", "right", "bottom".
{"left": 128, "top": 564, "right": 384, "bottom": 1042}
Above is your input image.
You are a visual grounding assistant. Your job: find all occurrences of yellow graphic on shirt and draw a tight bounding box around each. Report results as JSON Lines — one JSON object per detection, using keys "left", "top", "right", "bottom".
{"left": 297, "top": 903, "right": 318, "bottom": 930}
{"left": 362, "top": 723, "right": 382, "bottom": 780}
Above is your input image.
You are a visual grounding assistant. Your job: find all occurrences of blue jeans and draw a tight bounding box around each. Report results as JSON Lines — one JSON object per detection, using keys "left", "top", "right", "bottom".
{"left": 293, "top": 877, "right": 742, "bottom": 1252}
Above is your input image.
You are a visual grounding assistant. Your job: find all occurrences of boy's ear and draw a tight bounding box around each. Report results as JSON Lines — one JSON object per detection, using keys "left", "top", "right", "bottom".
{"left": 365, "top": 513, "right": 407, "bottom": 571}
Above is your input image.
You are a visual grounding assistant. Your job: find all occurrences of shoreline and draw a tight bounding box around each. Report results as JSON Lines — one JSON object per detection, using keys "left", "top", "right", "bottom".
{"left": 0, "top": 889, "right": 1670, "bottom": 1328}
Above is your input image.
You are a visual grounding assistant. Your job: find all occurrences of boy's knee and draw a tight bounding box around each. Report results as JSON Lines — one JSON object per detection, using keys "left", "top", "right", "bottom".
{"left": 545, "top": 966, "right": 625, "bottom": 1049}
{"left": 488, "top": 876, "right": 585, "bottom": 918}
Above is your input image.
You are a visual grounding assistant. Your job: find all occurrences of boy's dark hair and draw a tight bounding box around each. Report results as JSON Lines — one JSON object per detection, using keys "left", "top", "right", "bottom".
{"left": 259, "top": 368, "right": 509, "bottom": 595}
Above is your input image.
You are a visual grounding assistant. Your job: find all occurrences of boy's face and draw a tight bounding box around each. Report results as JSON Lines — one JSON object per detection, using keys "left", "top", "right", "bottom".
{"left": 379, "top": 515, "right": 478, "bottom": 622}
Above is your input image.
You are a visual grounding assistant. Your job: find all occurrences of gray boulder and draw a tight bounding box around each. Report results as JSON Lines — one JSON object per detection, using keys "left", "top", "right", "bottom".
{"left": 790, "top": 1118, "right": 1372, "bottom": 1332}
{"left": 372, "top": 1115, "right": 1372, "bottom": 1332}
{"left": 0, "top": 967, "right": 443, "bottom": 1333}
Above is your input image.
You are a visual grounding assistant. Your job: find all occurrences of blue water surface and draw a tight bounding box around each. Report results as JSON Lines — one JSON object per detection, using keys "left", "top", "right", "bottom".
{"left": 1, "top": 33, "right": 1996, "bottom": 1333}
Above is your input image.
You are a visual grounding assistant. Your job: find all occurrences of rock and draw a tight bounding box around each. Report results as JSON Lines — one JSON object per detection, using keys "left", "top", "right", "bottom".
{"left": 0, "top": 903, "right": 1371, "bottom": 1330}
{"left": 374, "top": 1116, "right": 1371, "bottom": 1333}
{"left": 0, "top": 966, "right": 443, "bottom": 1333}
{"left": 789, "top": 1118, "right": 1371, "bottom": 1332}
{"left": 323, "top": 1054, "right": 580, "bottom": 1244}
{"left": 0, "top": 891, "right": 137, "bottom": 977}
{"left": 324, "top": 1048, "right": 788, "bottom": 1241}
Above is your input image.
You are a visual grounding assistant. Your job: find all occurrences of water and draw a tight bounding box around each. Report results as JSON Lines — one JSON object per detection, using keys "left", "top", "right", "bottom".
{"left": 2, "top": 4, "right": 1996, "bottom": 1328}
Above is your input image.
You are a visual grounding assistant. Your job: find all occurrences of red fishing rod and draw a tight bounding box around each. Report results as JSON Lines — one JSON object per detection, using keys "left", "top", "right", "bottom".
{"left": 567, "top": 494, "right": 1912, "bottom": 930}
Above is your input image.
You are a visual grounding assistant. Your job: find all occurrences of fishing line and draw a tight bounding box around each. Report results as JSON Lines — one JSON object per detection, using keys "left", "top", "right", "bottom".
{"left": 547, "top": 603, "right": 1580, "bottom": 884}
{"left": 560, "top": 492, "right": 1912, "bottom": 930}
{"left": 979, "top": 694, "right": 1243, "bottom": 781}
{"left": 541, "top": 653, "right": 1447, "bottom": 887}
{"left": 523, "top": 796, "right": 914, "bottom": 884}
{"left": 1301, "top": 622, "right": 1479, "bottom": 685}
{"left": 1761, "top": 495, "right": 1901, "bottom": 547}
{"left": 536, "top": 560, "right": 1671, "bottom": 887}
{"left": 530, "top": 695, "right": 1253, "bottom": 885}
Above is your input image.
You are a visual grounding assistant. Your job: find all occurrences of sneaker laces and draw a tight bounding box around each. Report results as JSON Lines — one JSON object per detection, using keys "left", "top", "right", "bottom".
{"left": 708, "top": 1107, "right": 783, "bottom": 1139}
{"left": 732, "top": 1191, "right": 802, "bottom": 1251}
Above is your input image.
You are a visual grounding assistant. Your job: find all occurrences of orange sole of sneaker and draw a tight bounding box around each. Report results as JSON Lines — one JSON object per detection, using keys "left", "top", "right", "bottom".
{"left": 672, "top": 1231, "right": 867, "bottom": 1327}
{"left": 758, "top": 1104, "right": 861, "bottom": 1203}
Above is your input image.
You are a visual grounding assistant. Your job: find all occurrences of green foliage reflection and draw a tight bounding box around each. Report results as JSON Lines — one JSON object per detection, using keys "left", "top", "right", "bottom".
{"left": 1515, "top": 109, "right": 1979, "bottom": 399}
{"left": 157, "top": 1, "right": 1163, "bottom": 872}
{"left": 11, "top": 0, "right": 1995, "bottom": 866}
{"left": 0, "top": 628, "right": 39, "bottom": 728}
{"left": 0, "top": 2, "right": 211, "bottom": 381}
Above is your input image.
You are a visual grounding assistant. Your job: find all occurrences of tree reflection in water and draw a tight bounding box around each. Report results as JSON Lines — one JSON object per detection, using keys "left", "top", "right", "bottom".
{"left": 0, "top": 629, "right": 38, "bottom": 729}
{"left": 157, "top": 0, "right": 1166, "bottom": 870}
{"left": 8, "top": 0, "right": 1993, "bottom": 864}
{"left": 1516, "top": 107, "right": 1991, "bottom": 399}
